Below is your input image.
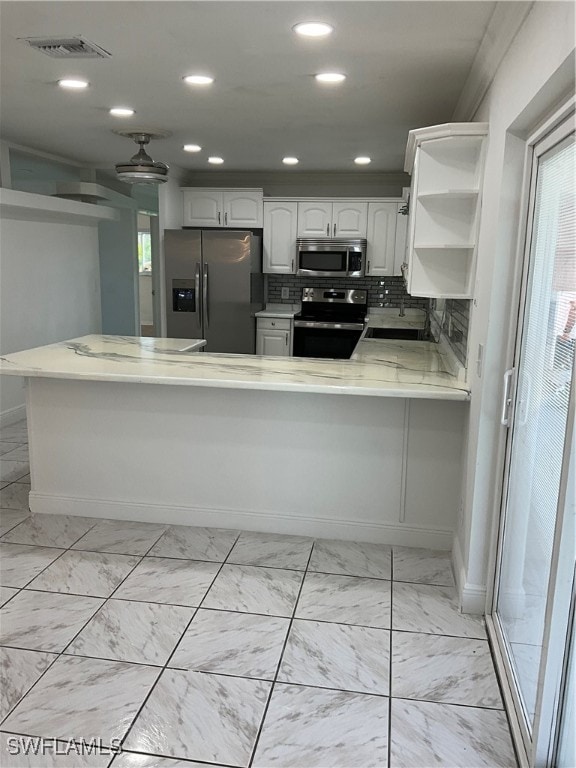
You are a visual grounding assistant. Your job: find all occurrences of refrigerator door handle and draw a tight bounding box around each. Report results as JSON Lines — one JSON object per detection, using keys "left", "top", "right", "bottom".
{"left": 195, "top": 262, "right": 202, "bottom": 322}
{"left": 203, "top": 262, "right": 209, "bottom": 329}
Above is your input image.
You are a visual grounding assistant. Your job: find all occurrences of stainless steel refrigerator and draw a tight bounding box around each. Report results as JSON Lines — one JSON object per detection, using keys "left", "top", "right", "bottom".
{"left": 165, "top": 229, "right": 263, "bottom": 353}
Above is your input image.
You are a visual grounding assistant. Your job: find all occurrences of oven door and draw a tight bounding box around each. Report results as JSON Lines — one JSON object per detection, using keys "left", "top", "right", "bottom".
{"left": 297, "top": 247, "right": 348, "bottom": 277}
{"left": 293, "top": 321, "right": 364, "bottom": 359}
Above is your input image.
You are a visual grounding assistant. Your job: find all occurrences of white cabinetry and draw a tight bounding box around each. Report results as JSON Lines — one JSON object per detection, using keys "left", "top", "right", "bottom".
{"left": 256, "top": 317, "right": 292, "bottom": 356}
{"left": 404, "top": 123, "right": 487, "bottom": 298}
{"left": 182, "top": 188, "right": 263, "bottom": 228}
{"left": 263, "top": 197, "right": 406, "bottom": 275}
{"left": 263, "top": 201, "right": 297, "bottom": 274}
{"left": 297, "top": 201, "right": 367, "bottom": 238}
{"left": 366, "top": 202, "right": 399, "bottom": 276}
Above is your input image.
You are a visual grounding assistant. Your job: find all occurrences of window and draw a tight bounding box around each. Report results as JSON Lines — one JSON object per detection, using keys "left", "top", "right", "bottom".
{"left": 138, "top": 230, "right": 152, "bottom": 273}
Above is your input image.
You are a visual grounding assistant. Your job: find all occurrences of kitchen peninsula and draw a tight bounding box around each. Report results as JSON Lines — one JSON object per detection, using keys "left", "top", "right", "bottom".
{"left": 0, "top": 334, "right": 468, "bottom": 549}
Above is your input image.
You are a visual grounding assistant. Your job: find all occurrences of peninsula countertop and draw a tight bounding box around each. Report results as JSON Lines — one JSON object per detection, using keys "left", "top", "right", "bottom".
{"left": 0, "top": 335, "right": 470, "bottom": 400}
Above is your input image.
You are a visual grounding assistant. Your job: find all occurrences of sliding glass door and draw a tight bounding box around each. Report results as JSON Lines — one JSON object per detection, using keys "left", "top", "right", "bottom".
{"left": 491, "top": 113, "right": 574, "bottom": 763}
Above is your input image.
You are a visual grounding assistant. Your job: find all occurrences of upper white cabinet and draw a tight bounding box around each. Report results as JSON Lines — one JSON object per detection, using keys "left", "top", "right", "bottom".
{"left": 332, "top": 202, "right": 368, "bottom": 238}
{"left": 297, "top": 201, "right": 367, "bottom": 238}
{"left": 263, "top": 197, "right": 406, "bottom": 275}
{"left": 263, "top": 201, "right": 298, "bottom": 274}
{"left": 366, "top": 202, "right": 398, "bottom": 276}
{"left": 404, "top": 123, "right": 488, "bottom": 298}
{"left": 182, "top": 188, "right": 263, "bottom": 228}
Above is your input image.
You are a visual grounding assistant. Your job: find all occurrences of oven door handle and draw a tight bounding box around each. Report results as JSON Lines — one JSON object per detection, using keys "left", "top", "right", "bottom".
{"left": 294, "top": 321, "right": 365, "bottom": 331}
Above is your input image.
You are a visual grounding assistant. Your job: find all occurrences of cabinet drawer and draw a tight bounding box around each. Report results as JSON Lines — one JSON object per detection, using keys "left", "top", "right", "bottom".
{"left": 257, "top": 317, "right": 292, "bottom": 331}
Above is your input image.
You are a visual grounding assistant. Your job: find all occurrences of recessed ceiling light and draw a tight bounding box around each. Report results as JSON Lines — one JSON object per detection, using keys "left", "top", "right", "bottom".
{"left": 183, "top": 74, "right": 214, "bottom": 85}
{"left": 58, "top": 78, "right": 89, "bottom": 89}
{"left": 283, "top": 157, "right": 299, "bottom": 165}
{"left": 183, "top": 144, "right": 202, "bottom": 153}
{"left": 208, "top": 156, "right": 224, "bottom": 164}
{"left": 315, "top": 72, "right": 346, "bottom": 84}
{"left": 354, "top": 156, "right": 372, "bottom": 165}
{"left": 109, "top": 107, "right": 135, "bottom": 117}
{"left": 293, "top": 22, "right": 333, "bottom": 38}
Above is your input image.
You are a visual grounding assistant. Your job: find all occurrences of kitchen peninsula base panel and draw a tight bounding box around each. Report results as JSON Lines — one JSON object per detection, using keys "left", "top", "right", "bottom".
{"left": 25, "top": 378, "right": 465, "bottom": 549}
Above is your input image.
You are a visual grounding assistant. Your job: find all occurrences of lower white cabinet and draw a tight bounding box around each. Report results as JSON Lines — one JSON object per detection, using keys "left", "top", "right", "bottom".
{"left": 256, "top": 317, "right": 292, "bottom": 356}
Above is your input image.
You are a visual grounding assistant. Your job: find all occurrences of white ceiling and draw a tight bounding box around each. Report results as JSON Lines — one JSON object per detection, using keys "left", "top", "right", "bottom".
{"left": 0, "top": 1, "right": 496, "bottom": 173}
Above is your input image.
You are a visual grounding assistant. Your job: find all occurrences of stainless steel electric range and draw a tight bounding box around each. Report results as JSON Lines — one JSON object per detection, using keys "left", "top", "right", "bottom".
{"left": 293, "top": 288, "right": 368, "bottom": 359}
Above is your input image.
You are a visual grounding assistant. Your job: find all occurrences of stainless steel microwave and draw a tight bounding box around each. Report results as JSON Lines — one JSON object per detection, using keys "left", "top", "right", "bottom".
{"left": 296, "top": 238, "right": 367, "bottom": 278}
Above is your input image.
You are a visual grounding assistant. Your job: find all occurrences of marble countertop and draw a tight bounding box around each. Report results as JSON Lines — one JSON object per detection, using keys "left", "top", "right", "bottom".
{"left": 0, "top": 334, "right": 469, "bottom": 401}
{"left": 255, "top": 304, "right": 299, "bottom": 318}
{"left": 365, "top": 308, "right": 426, "bottom": 330}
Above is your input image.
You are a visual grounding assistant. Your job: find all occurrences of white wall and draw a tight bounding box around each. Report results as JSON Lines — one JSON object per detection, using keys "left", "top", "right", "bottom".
{"left": 181, "top": 171, "right": 410, "bottom": 198}
{"left": 0, "top": 216, "right": 101, "bottom": 423}
{"left": 455, "top": 2, "right": 575, "bottom": 611}
{"left": 157, "top": 167, "right": 186, "bottom": 336}
{"left": 138, "top": 274, "right": 153, "bottom": 325}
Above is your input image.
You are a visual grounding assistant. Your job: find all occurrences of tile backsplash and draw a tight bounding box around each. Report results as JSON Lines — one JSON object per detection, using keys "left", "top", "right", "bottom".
{"left": 267, "top": 275, "right": 429, "bottom": 311}
{"left": 267, "top": 275, "right": 471, "bottom": 367}
{"left": 430, "top": 299, "right": 471, "bottom": 366}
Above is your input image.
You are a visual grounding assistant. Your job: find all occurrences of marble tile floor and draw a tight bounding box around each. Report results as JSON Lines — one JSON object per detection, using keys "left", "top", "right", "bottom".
{"left": 0, "top": 420, "right": 517, "bottom": 768}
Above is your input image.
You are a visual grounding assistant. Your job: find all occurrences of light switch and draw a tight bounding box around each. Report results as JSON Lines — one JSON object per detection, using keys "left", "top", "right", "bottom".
{"left": 281, "top": 287, "right": 290, "bottom": 300}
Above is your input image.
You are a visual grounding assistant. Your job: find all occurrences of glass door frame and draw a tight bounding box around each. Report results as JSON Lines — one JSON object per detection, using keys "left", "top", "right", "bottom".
{"left": 485, "top": 101, "right": 575, "bottom": 767}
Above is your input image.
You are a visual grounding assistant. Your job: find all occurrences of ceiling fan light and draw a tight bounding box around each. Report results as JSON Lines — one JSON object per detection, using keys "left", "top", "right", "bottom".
{"left": 115, "top": 133, "right": 169, "bottom": 184}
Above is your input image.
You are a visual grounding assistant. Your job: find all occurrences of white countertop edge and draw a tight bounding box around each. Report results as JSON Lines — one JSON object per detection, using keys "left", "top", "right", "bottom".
{"left": 0, "top": 366, "right": 470, "bottom": 400}
{"left": 255, "top": 304, "right": 299, "bottom": 318}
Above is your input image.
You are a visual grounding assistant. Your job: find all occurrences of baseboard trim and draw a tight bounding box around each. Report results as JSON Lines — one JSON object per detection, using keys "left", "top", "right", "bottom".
{"left": 29, "top": 491, "right": 454, "bottom": 549}
{"left": 452, "top": 533, "right": 488, "bottom": 614}
{"left": 0, "top": 404, "right": 26, "bottom": 429}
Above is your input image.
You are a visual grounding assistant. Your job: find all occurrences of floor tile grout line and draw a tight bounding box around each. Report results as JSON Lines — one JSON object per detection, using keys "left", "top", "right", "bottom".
{"left": 57, "top": 528, "right": 173, "bottom": 660}
{"left": 246, "top": 540, "right": 315, "bottom": 768}
{"left": 388, "top": 548, "right": 394, "bottom": 768}
{"left": 0, "top": 729, "right": 236, "bottom": 768}
{"left": 0, "top": 528, "right": 160, "bottom": 731}
{"left": 4, "top": 583, "right": 484, "bottom": 639}
{"left": 0, "top": 640, "right": 508, "bottom": 713}
{"left": 0, "top": 512, "right": 31, "bottom": 538}
{"left": 0, "top": 645, "right": 60, "bottom": 727}
{"left": 116, "top": 532, "right": 241, "bottom": 754}
{"left": 1, "top": 493, "right": 503, "bottom": 759}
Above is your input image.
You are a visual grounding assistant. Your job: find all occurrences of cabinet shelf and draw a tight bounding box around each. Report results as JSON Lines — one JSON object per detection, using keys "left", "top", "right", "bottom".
{"left": 411, "top": 247, "right": 473, "bottom": 298}
{"left": 416, "top": 190, "right": 479, "bottom": 200}
{"left": 413, "top": 243, "right": 475, "bottom": 250}
{"left": 404, "top": 123, "right": 487, "bottom": 298}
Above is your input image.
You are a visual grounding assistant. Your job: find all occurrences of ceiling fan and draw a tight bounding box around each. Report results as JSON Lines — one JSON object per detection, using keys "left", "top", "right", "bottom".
{"left": 115, "top": 131, "right": 169, "bottom": 184}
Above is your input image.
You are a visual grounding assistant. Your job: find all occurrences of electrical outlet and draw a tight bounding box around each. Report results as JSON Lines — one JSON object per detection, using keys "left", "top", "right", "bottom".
{"left": 281, "top": 287, "right": 290, "bottom": 300}
{"left": 476, "top": 343, "right": 484, "bottom": 378}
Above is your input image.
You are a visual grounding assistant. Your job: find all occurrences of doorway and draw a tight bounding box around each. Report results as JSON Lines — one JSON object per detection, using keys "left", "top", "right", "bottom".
{"left": 137, "top": 211, "right": 158, "bottom": 336}
{"left": 489, "top": 112, "right": 574, "bottom": 764}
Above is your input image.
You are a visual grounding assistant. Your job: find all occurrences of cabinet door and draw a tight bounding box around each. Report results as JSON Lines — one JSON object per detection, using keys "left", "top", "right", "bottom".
{"left": 182, "top": 189, "right": 222, "bottom": 227}
{"left": 297, "top": 202, "right": 333, "bottom": 237}
{"left": 366, "top": 202, "right": 398, "bottom": 276}
{"left": 263, "top": 202, "right": 297, "bottom": 274}
{"left": 393, "top": 206, "right": 409, "bottom": 276}
{"left": 224, "top": 190, "right": 263, "bottom": 228}
{"left": 256, "top": 328, "right": 290, "bottom": 356}
{"left": 332, "top": 201, "right": 368, "bottom": 238}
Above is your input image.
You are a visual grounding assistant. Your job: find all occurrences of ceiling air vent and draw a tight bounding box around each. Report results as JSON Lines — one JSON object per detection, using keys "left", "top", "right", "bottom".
{"left": 20, "top": 37, "right": 111, "bottom": 59}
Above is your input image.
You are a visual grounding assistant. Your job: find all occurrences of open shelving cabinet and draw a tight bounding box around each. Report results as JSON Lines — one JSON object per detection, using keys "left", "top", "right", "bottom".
{"left": 404, "top": 123, "right": 488, "bottom": 298}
